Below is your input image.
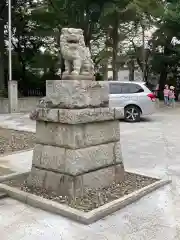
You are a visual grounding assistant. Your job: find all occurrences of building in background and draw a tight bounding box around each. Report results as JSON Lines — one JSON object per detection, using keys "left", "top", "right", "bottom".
{"left": 107, "top": 65, "right": 143, "bottom": 81}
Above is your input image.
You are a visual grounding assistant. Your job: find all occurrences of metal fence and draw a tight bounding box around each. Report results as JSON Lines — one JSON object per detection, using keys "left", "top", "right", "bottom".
{"left": 18, "top": 88, "right": 45, "bottom": 97}
{"left": 27, "top": 89, "right": 44, "bottom": 96}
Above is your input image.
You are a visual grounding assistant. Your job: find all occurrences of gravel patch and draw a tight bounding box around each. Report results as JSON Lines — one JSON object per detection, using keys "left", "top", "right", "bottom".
{"left": 0, "top": 128, "right": 35, "bottom": 154}
{"left": 4, "top": 172, "right": 158, "bottom": 212}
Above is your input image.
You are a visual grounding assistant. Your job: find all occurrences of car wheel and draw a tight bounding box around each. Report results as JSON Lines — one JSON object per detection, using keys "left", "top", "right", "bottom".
{"left": 124, "top": 105, "right": 141, "bottom": 122}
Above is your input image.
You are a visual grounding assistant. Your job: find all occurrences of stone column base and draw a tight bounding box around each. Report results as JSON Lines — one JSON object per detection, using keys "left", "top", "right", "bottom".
{"left": 28, "top": 79, "right": 124, "bottom": 199}
{"left": 27, "top": 163, "right": 124, "bottom": 198}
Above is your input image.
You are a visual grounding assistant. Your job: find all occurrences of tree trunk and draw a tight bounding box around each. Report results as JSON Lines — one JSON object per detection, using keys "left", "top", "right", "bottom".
{"left": 141, "top": 24, "right": 146, "bottom": 81}
{"left": 103, "top": 63, "right": 108, "bottom": 80}
{"left": 128, "top": 59, "right": 135, "bottom": 81}
{"left": 159, "top": 64, "right": 168, "bottom": 91}
{"left": 112, "top": 14, "right": 119, "bottom": 80}
{"left": 159, "top": 42, "right": 171, "bottom": 92}
{"left": 0, "top": 21, "right": 5, "bottom": 90}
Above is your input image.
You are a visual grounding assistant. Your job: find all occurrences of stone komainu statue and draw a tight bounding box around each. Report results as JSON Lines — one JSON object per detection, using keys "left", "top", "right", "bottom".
{"left": 60, "top": 28, "right": 94, "bottom": 76}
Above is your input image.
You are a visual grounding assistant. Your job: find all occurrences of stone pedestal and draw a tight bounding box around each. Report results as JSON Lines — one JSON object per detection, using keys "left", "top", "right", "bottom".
{"left": 27, "top": 80, "right": 124, "bottom": 198}
{"left": 61, "top": 74, "right": 95, "bottom": 80}
{"left": 45, "top": 80, "right": 109, "bottom": 108}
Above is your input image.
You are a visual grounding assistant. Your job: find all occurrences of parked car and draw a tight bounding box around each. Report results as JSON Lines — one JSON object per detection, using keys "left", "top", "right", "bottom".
{"left": 108, "top": 81, "right": 156, "bottom": 122}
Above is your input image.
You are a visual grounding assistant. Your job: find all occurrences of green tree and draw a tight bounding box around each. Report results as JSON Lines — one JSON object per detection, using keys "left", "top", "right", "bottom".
{"left": 98, "top": 0, "right": 161, "bottom": 80}
{"left": 150, "top": 0, "right": 180, "bottom": 92}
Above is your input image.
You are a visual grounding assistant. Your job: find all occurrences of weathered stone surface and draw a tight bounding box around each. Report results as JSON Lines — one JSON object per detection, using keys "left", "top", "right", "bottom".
{"left": 60, "top": 28, "right": 94, "bottom": 76}
{"left": 32, "top": 144, "right": 43, "bottom": 166}
{"left": 62, "top": 74, "right": 94, "bottom": 80}
{"left": 32, "top": 141, "right": 123, "bottom": 175}
{"left": 83, "top": 121, "right": 120, "bottom": 147}
{"left": 37, "top": 108, "right": 117, "bottom": 124}
{"left": 80, "top": 163, "right": 124, "bottom": 189}
{"left": 114, "top": 142, "right": 123, "bottom": 163}
{"left": 36, "top": 122, "right": 55, "bottom": 146}
{"left": 36, "top": 107, "right": 124, "bottom": 123}
{"left": 65, "top": 142, "right": 123, "bottom": 175}
{"left": 62, "top": 163, "right": 124, "bottom": 195}
{"left": 28, "top": 163, "right": 124, "bottom": 198}
{"left": 37, "top": 108, "right": 59, "bottom": 122}
{"left": 44, "top": 171, "right": 62, "bottom": 193}
{"left": 40, "top": 145, "right": 66, "bottom": 171}
{"left": 36, "top": 121, "right": 120, "bottom": 149}
{"left": 45, "top": 80, "right": 109, "bottom": 108}
{"left": 114, "top": 163, "right": 125, "bottom": 183}
{"left": 26, "top": 167, "right": 46, "bottom": 188}
{"left": 44, "top": 171, "right": 84, "bottom": 197}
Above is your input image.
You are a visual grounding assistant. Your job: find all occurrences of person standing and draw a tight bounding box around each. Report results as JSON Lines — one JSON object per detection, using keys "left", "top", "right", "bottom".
{"left": 169, "top": 86, "right": 176, "bottom": 107}
{"left": 163, "top": 85, "right": 169, "bottom": 105}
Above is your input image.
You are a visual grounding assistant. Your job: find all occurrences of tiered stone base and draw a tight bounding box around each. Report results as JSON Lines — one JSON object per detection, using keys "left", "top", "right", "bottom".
{"left": 28, "top": 163, "right": 124, "bottom": 198}
{"left": 27, "top": 80, "right": 124, "bottom": 198}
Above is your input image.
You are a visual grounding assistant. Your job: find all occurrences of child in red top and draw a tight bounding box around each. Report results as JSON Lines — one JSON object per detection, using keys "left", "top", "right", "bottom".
{"left": 169, "top": 86, "right": 175, "bottom": 107}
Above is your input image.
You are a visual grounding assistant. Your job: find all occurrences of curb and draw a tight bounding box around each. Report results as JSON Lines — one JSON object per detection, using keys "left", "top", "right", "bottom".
{"left": 0, "top": 126, "right": 35, "bottom": 133}
{"left": 0, "top": 178, "right": 171, "bottom": 224}
{"left": 0, "top": 172, "right": 30, "bottom": 183}
{"left": 85, "top": 179, "right": 171, "bottom": 224}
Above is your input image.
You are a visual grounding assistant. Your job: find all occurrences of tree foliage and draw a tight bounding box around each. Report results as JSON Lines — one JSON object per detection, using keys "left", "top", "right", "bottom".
{"left": 1, "top": 0, "right": 180, "bottom": 95}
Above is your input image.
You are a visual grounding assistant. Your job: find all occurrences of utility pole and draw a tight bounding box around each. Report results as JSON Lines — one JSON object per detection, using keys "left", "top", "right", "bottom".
{"left": 8, "top": 0, "right": 12, "bottom": 82}
{"left": 8, "top": 0, "right": 18, "bottom": 113}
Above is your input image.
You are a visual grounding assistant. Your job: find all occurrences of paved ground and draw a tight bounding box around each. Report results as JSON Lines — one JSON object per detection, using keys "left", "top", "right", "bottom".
{"left": 1, "top": 107, "right": 180, "bottom": 239}
{"left": 0, "top": 150, "right": 33, "bottom": 173}
{"left": 0, "top": 113, "right": 35, "bottom": 132}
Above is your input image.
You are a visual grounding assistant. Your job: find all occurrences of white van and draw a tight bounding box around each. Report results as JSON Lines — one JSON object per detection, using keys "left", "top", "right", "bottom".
{"left": 108, "top": 81, "right": 156, "bottom": 122}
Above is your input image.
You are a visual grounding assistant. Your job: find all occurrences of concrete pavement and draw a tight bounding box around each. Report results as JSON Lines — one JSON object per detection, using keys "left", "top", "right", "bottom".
{"left": 0, "top": 108, "right": 180, "bottom": 239}
{"left": 0, "top": 113, "right": 35, "bottom": 132}
{"left": 0, "top": 150, "right": 33, "bottom": 173}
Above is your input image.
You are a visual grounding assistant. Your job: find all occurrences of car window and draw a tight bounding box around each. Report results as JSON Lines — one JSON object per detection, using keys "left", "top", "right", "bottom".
{"left": 121, "top": 83, "right": 144, "bottom": 94}
{"left": 109, "top": 82, "right": 144, "bottom": 94}
{"left": 109, "top": 83, "right": 122, "bottom": 94}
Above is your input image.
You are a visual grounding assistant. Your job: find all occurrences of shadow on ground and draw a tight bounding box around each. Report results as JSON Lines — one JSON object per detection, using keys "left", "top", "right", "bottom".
{"left": 120, "top": 116, "right": 155, "bottom": 123}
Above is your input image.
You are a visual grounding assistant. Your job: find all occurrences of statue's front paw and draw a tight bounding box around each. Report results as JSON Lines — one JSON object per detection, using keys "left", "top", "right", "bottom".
{"left": 71, "top": 70, "right": 79, "bottom": 75}
{"left": 29, "top": 109, "right": 39, "bottom": 120}
{"left": 81, "top": 71, "right": 89, "bottom": 75}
